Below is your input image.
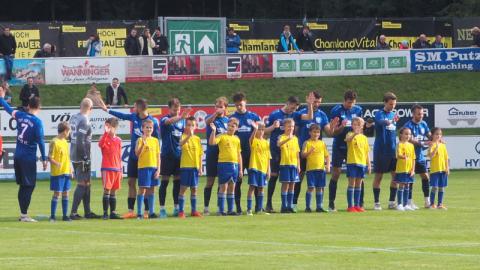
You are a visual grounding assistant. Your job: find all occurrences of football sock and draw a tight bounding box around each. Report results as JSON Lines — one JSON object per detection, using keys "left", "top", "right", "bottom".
{"left": 403, "top": 187, "right": 409, "bottom": 207}
{"left": 191, "top": 195, "right": 197, "bottom": 212}
{"left": 247, "top": 196, "right": 253, "bottom": 211}
{"left": 83, "top": 185, "right": 91, "bottom": 214}
{"left": 178, "top": 195, "right": 185, "bottom": 212}
{"left": 316, "top": 191, "right": 323, "bottom": 209}
{"left": 136, "top": 194, "right": 144, "bottom": 216}
{"left": 227, "top": 193, "right": 235, "bottom": 213}
{"left": 144, "top": 197, "right": 149, "bottom": 212}
{"left": 373, "top": 188, "right": 380, "bottom": 203}
{"left": 397, "top": 188, "right": 404, "bottom": 206}
{"left": 293, "top": 180, "right": 302, "bottom": 205}
{"left": 218, "top": 193, "right": 226, "bottom": 213}
{"left": 430, "top": 187, "right": 437, "bottom": 206}
{"left": 103, "top": 193, "right": 110, "bottom": 214}
{"left": 235, "top": 180, "right": 242, "bottom": 212}
{"left": 159, "top": 180, "right": 168, "bottom": 206}
{"left": 408, "top": 183, "right": 413, "bottom": 200}
{"left": 328, "top": 180, "right": 338, "bottom": 207}
{"left": 360, "top": 181, "right": 365, "bottom": 207}
{"left": 147, "top": 194, "right": 155, "bottom": 215}
{"left": 347, "top": 187, "right": 354, "bottom": 208}
{"left": 127, "top": 197, "right": 135, "bottom": 211}
{"left": 50, "top": 196, "right": 58, "bottom": 219}
{"left": 204, "top": 186, "right": 212, "bottom": 207}
{"left": 109, "top": 195, "right": 117, "bottom": 214}
{"left": 354, "top": 187, "right": 361, "bottom": 207}
{"left": 62, "top": 196, "right": 69, "bottom": 217}
{"left": 281, "top": 192, "right": 287, "bottom": 210}
{"left": 287, "top": 191, "right": 294, "bottom": 209}
{"left": 422, "top": 177, "right": 430, "bottom": 198}
{"left": 256, "top": 192, "right": 264, "bottom": 212}
{"left": 438, "top": 188, "right": 445, "bottom": 205}
{"left": 389, "top": 187, "right": 397, "bottom": 202}
{"left": 305, "top": 191, "right": 312, "bottom": 209}
{"left": 173, "top": 180, "right": 180, "bottom": 205}
{"left": 266, "top": 176, "right": 278, "bottom": 208}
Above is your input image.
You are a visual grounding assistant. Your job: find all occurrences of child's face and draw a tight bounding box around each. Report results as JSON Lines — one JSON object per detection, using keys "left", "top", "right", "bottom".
{"left": 185, "top": 120, "right": 196, "bottom": 133}
{"left": 142, "top": 123, "right": 154, "bottom": 136}
{"left": 63, "top": 128, "right": 71, "bottom": 138}
{"left": 257, "top": 126, "right": 265, "bottom": 138}
{"left": 352, "top": 120, "right": 363, "bottom": 133}
{"left": 284, "top": 122, "right": 294, "bottom": 134}
{"left": 309, "top": 129, "right": 320, "bottom": 140}
{"left": 400, "top": 129, "right": 411, "bottom": 141}
{"left": 106, "top": 123, "right": 117, "bottom": 135}
{"left": 216, "top": 101, "right": 227, "bottom": 111}
{"left": 227, "top": 121, "right": 238, "bottom": 133}
{"left": 432, "top": 130, "right": 442, "bottom": 141}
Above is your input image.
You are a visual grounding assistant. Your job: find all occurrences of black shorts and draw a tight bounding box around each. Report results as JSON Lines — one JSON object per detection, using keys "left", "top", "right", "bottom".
{"left": 270, "top": 152, "right": 281, "bottom": 174}
{"left": 415, "top": 160, "right": 428, "bottom": 174}
{"left": 127, "top": 156, "right": 138, "bottom": 178}
{"left": 206, "top": 148, "right": 219, "bottom": 177}
{"left": 373, "top": 154, "right": 396, "bottom": 174}
{"left": 14, "top": 158, "right": 36, "bottom": 186}
{"left": 72, "top": 161, "right": 91, "bottom": 182}
{"left": 160, "top": 154, "right": 181, "bottom": 177}
{"left": 241, "top": 150, "right": 251, "bottom": 174}
{"left": 331, "top": 147, "right": 347, "bottom": 168}
{"left": 300, "top": 157, "right": 307, "bottom": 173}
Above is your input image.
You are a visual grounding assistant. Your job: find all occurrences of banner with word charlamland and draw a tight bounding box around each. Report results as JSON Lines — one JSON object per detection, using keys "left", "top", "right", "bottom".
{"left": 410, "top": 48, "right": 480, "bottom": 73}
{"left": 0, "top": 58, "right": 45, "bottom": 86}
{"left": 273, "top": 50, "right": 410, "bottom": 78}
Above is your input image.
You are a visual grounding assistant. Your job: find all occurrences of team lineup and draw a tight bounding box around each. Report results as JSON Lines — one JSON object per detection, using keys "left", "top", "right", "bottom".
{"left": 0, "top": 87, "right": 450, "bottom": 222}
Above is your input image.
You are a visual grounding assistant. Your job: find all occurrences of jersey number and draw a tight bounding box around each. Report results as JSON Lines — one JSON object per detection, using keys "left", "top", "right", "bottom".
{"left": 18, "top": 123, "right": 28, "bottom": 140}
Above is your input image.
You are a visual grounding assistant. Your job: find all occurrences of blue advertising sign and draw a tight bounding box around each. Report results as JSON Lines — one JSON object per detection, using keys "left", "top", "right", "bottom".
{"left": 0, "top": 58, "right": 46, "bottom": 86}
{"left": 410, "top": 48, "right": 480, "bottom": 73}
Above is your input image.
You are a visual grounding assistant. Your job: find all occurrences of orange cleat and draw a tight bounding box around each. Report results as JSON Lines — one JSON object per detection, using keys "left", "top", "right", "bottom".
{"left": 437, "top": 204, "right": 448, "bottom": 210}
{"left": 122, "top": 212, "right": 136, "bottom": 219}
{"left": 354, "top": 206, "right": 365, "bottom": 212}
{"left": 347, "top": 207, "right": 358, "bottom": 213}
{"left": 430, "top": 204, "right": 437, "bottom": 209}
{"left": 143, "top": 212, "right": 149, "bottom": 219}
{"left": 191, "top": 211, "right": 203, "bottom": 218}
{"left": 178, "top": 211, "right": 186, "bottom": 219}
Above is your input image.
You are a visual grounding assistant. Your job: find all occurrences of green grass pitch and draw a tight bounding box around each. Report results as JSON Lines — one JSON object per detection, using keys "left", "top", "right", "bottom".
{"left": 0, "top": 170, "right": 479, "bottom": 269}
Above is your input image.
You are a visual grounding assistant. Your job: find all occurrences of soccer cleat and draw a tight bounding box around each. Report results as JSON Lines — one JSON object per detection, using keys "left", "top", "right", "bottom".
{"left": 437, "top": 205, "right": 448, "bottom": 210}
{"left": 19, "top": 216, "right": 38, "bottom": 222}
{"left": 328, "top": 206, "right": 337, "bottom": 212}
{"left": 62, "top": 216, "right": 72, "bottom": 222}
{"left": 280, "top": 208, "right": 289, "bottom": 214}
{"left": 122, "top": 212, "right": 136, "bottom": 219}
{"left": 373, "top": 203, "right": 382, "bottom": 211}
{"left": 354, "top": 206, "right": 365, "bottom": 212}
{"left": 49, "top": 217, "right": 56, "bottom": 223}
{"left": 305, "top": 208, "right": 312, "bottom": 213}
{"left": 102, "top": 214, "right": 109, "bottom": 220}
{"left": 217, "top": 212, "right": 227, "bottom": 216}
{"left": 70, "top": 213, "right": 83, "bottom": 220}
{"left": 424, "top": 198, "right": 431, "bottom": 208}
{"left": 178, "top": 211, "right": 186, "bottom": 219}
{"left": 236, "top": 207, "right": 243, "bottom": 215}
{"left": 429, "top": 204, "right": 437, "bottom": 209}
{"left": 347, "top": 207, "right": 357, "bottom": 213}
{"left": 388, "top": 201, "right": 397, "bottom": 210}
{"left": 109, "top": 213, "right": 123, "bottom": 220}
{"left": 396, "top": 205, "right": 405, "bottom": 211}
{"left": 203, "top": 209, "right": 210, "bottom": 216}
{"left": 172, "top": 208, "right": 179, "bottom": 217}
{"left": 316, "top": 208, "right": 328, "bottom": 213}
{"left": 159, "top": 209, "right": 168, "bottom": 219}
{"left": 292, "top": 205, "right": 298, "bottom": 212}
{"left": 246, "top": 210, "right": 253, "bottom": 216}
{"left": 404, "top": 205, "right": 415, "bottom": 211}
{"left": 148, "top": 213, "right": 159, "bottom": 219}
{"left": 191, "top": 211, "right": 203, "bottom": 218}
{"left": 265, "top": 206, "right": 276, "bottom": 213}
{"left": 227, "top": 211, "right": 239, "bottom": 216}
{"left": 84, "top": 212, "right": 101, "bottom": 219}
{"left": 137, "top": 215, "right": 143, "bottom": 220}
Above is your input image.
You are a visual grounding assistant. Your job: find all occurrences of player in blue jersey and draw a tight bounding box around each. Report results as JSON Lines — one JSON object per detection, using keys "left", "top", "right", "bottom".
{"left": 327, "top": 90, "right": 366, "bottom": 212}
{"left": 373, "top": 92, "right": 399, "bottom": 210}
{"left": 159, "top": 98, "right": 191, "bottom": 218}
{"left": 203, "top": 97, "right": 229, "bottom": 215}
{"left": 403, "top": 104, "right": 432, "bottom": 209}
{"left": 0, "top": 89, "right": 47, "bottom": 222}
{"left": 102, "top": 98, "right": 160, "bottom": 218}
{"left": 265, "top": 96, "right": 300, "bottom": 213}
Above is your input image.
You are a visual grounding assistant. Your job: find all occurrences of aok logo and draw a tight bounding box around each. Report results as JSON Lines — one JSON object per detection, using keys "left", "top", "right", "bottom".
{"left": 447, "top": 107, "right": 478, "bottom": 125}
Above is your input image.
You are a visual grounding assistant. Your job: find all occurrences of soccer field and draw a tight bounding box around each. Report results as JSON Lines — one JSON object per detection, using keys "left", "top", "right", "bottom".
{"left": 0, "top": 171, "right": 479, "bottom": 269}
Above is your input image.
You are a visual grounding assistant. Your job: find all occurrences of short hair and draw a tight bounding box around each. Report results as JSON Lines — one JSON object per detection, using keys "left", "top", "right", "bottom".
{"left": 228, "top": 117, "right": 239, "bottom": 126}
{"left": 43, "top": 43, "right": 52, "bottom": 49}
{"left": 287, "top": 96, "right": 300, "bottom": 105}
{"left": 344, "top": 90, "right": 357, "bottom": 101}
{"left": 142, "top": 119, "right": 154, "bottom": 127}
{"left": 27, "top": 77, "right": 34, "bottom": 81}
{"left": 81, "top": 98, "right": 93, "bottom": 110}
{"left": 135, "top": 98, "right": 148, "bottom": 111}
{"left": 232, "top": 92, "right": 246, "bottom": 103}
{"left": 28, "top": 97, "right": 41, "bottom": 109}
{"left": 227, "top": 27, "right": 234, "bottom": 32}
{"left": 155, "top": 27, "right": 161, "bottom": 31}
{"left": 309, "top": 124, "right": 321, "bottom": 132}
{"left": 431, "top": 127, "right": 442, "bottom": 134}
{"left": 186, "top": 116, "right": 196, "bottom": 123}
{"left": 168, "top": 97, "right": 180, "bottom": 108}
{"left": 57, "top": 121, "right": 70, "bottom": 134}
{"left": 411, "top": 104, "right": 423, "bottom": 113}
{"left": 383, "top": 92, "right": 397, "bottom": 103}
{"left": 284, "top": 118, "right": 295, "bottom": 126}
{"left": 105, "top": 117, "right": 119, "bottom": 128}
{"left": 311, "top": 91, "right": 322, "bottom": 99}
{"left": 216, "top": 96, "right": 228, "bottom": 107}
{"left": 352, "top": 117, "right": 364, "bottom": 126}
{"left": 112, "top": 77, "right": 119, "bottom": 82}
{"left": 399, "top": 127, "right": 410, "bottom": 135}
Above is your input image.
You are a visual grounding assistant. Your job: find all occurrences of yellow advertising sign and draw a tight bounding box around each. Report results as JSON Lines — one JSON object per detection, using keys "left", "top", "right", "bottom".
{"left": 11, "top": 30, "right": 41, "bottom": 58}
{"left": 97, "top": 28, "right": 127, "bottom": 56}
{"left": 387, "top": 36, "right": 453, "bottom": 49}
{"left": 382, "top": 21, "right": 402, "bottom": 29}
{"left": 62, "top": 25, "right": 86, "bottom": 33}
{"left": 307, "top": 23, "right": 328, "bottom": 30}
{"left": 240, "top": 39, "right": 277, "bottom": 53}
{"left": 228, "top": 23, "right": 250, "bottom": 31}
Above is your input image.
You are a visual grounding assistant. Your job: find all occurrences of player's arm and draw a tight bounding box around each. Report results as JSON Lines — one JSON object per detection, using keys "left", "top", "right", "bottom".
{"left": 249, "top": 121, "right": 258, "bottom": 146}
{"left": 410, "top": 158, "right": 416, "bottom": 177}
{"left": 155, "top": 143, "right": 161, "bottom": 179}
{"left": 301, "top": 142, "right": 313, "bottom": 158}
{"left": 104, "top": 107, "right": 132, "bottom": 121}
{"left": 0, "top": 96, "right": 15, "bottom": 116}
{"left": 444, "top": 146, "right": 450, "bottom": 175}
{"left": 277, "top": 135, "right": 291, "bottom": 147}
{"left": 76, "top": 119, "right": 90, "bottom": 161}
{"left": 299, "top": 92, "right": 315, "bottom": 120}
{"left": 48, "top": 140, "right": 60, "bottom": 167}
{"left": 208, "top": 123, "right": 218, "bottom": 145}
{"left": 180, "top": 133, "right": 191, "bottom": 146}
{"left": 238, "top": 150, "right": 243, "bottom": 178}
{"left": 36, "top": 121, "right": 48, "bottom": 170}
{"left": 366, "top": 154, "right": 371, "bottom": 174}
{"left": 344, "top": 132, "right": 356, "bottom": 142}
{"left": 396, "top": 144, "right": 406, "bottom": 159}
{"left": 264, "top": 115, "right": 279, "bottom": 135}
{"left": 164, "top": 108, "right": 191, "bottom": 125}
{"left": 197, "top": 139, "right": 203, "bottom": 176}
{"left": 297, "top": 152, "right": 301, "bottom": 173}
{"left": 135, "top": 138, "right": 145, "bottom": 157}
{"left": 375, "top": 111, "right": 391, "bottom": 126}
{"left": 428, "top": 143, "right": 438, "bottom": 159}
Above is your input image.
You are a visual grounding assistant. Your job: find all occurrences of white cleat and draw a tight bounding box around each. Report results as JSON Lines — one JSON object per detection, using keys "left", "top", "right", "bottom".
{"left": 424, "top": 199, "right": 431, "bottom": 209}
{"left": 404, "top": 205, "right": 415, "bottom": 211}
{"left": 19, "top": 216, "right": 38, "bottom": 222}
{"left": 373, "top": 203, "right": 382, "bottom": 211}
{"left": 396, "top": 205, "right": 405, "bottom": 211}
{"left": 408, "top": 203, "right": 419, "bottom": 210}
{"left": 388, "top": 201, "right": 397, "bottom": 209}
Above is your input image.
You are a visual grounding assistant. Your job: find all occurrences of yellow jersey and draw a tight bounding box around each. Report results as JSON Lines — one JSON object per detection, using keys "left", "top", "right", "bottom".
{"left": 137, "top": 137, "right": 160, "bottom": 169}
{"left": 346, "top": 132, "right": 369, "bottom": 166}
{"left": 249, "top": 137, "right": 271, "bottom": 174}
{"left": 302, "top": 139, "right": 329, "bottom": 171}
{"left": 429, "top": 142, "right": 449, "bottom": 173}
{"left": 180, "top": 134, "right": 203, "bottom": 169}
{"left": 49, "top": 137, "right": 71, "bottom": 176}
{"left": 395, "top": 142, "right": 416, "bottom": 173}
{"left": 215, "top": 134, "right": 241, "bottom": 163}
{"left": 279, "top": 134, "right": 300, "bottom": 166}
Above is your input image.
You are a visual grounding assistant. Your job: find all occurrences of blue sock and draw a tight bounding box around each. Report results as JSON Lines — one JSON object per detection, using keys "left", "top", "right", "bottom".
{"left": 191, "top": 195, "right": 197, "bottom": 212}
{"left": 281, "top": 192, "right": 287, "bottom": 210}
{"left": 62, "top": 196, "right": 69, "bottom": 217}
{"left": 430, "top": 188, "right": 436, "bottom": 206}
{"left": 257, "top": 193, "right": 264, "bottom": 212}
{"left": 403, "top": 187, "right": 409, "bottom": 207}
{"left": 179, "top": 195, "right": 185, "bottom": 212}
{"left": 347, "top": 187, "right": 354, "bottom": 208}
{"left": 148, "top": 194, "right": 155, "bottom": 215}
{"left": 397, "top": 188, "right": 404, "bottom": 206}
{"left": 218, "top": 193, "right": 226, "bottom": 213}
{"left": 136, "top": 194, "right": 144, "bottom": 216}
{"left": 316, "top": 191, "right": 323, "bottom": 209}
{"left": 247, "top": 196, "right": 253, "bottom": 211}
{"left": 287, "top": 191, "right": 294, "bottom": 208}
{"left": 305, "top": 191, "right": 312, "bottom": 209}
{"left": 438, "top": 189, "right": 445, "bottom": 205}
{"left": 354, "top": 188, "right": 361, "bottom": 207}
{"left": 50, "top": 197, "right": 58, "bottom": 219}
{"left": 227, "top": 193, "right": 235, "bottom": 213}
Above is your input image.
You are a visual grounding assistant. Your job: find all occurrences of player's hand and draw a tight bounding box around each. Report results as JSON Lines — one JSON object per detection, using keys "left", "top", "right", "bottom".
{"left": 367, "top": 166, "right": 372, "bottom": 174}
{"left": 306, "top": 92, "right": 315, "bottom": 105}
{"left": 123, "top": 104, "right": 129, "bottom": 108}
{"left": 154, "top": 169, "right": 160, "bottom": 179}
{"left": 215, "top": 108, "right": 224, "bottom": 116}
{"left": 410, "top": 171, "right": 415, "bottom": 177}
{"left": 273, "top": 120, "right": 280, "bottom": 129}
{"left": 297, "top": 166, "right": 301, "bottom": 174}
{"left": 330, "top": 117, "right": 340, "bottom": 128}
{"left": 239, "top": 170, "right": 243, "bottom": 179}
{"left": 42, "top": 161, "right": 48, "bottom": 171}
{"left": 198, "top": 168, "right": 203, "bottom": 176}
{"left": 309, "top": 146, "right": 315, "bottom": 154}
{"left": 288, "top": 134, "right": 293, "bottom": 140}
{"left": 101, "top": 103, "right": 108, "bottom": 111}
{"left": 251, "top": 121, "right": 258, "bottom": 130}
{"left": 446, "top": 169, "right": 450, "bottom": 176}
{"left": 393, "top": 114, "right": 400, "bottom": 122}
{"left": 209, "top": 123, "right": 217, "bottom": 132}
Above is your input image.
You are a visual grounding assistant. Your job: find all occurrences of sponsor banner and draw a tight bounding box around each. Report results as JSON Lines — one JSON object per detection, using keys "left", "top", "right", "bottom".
{"left": 125, "top": 57, "right": 168, "bottom": 82}
{"left": 0, "top": 108, "right": 131, "bottom": 137}
{"left": 4, "top": 23, "right": 62, "bottom": 59}
{"left": 0, "top": 58, "right": 46, "bottom": 86}
{"left": 45, "top": 57, "right": 126, "bottom": 84}
{"left": 453, "top": 17, "right": 480, "bottom": 47}
{"left": 410, "top": 48, "right": 480, "bottom": 72}
{"left": 273, "top": 50, "right": 410, "bottom": 77}
{"left": 167, "top": 55, "right": 201, "bottom": 81}
{"left": 200, "top": 55, "right": 227, "bottom": 79}
{"left": 434, "top": 104, "right": 480, "bottom": 128}
{"left": 443, "top": 136, "right": 480, "bottom": 169}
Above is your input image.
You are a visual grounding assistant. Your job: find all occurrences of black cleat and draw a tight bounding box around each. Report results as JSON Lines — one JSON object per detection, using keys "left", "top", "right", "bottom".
{"left": 84, "top": 212, "right": 101, "bottom": 219}
{"left": 103, "top": 214, "right": 109, "bottom": 220}
{"left": 227, "top": 211, "right": 239, "bottom": 216}
{"left": 62, "top": 216, "right": 73, "bottom": 222}
{"left": 70, "top": 213, "right": 83, "bottom": 220}
{"left": 148, "top": 213, "right": 159, "bottom": 219}
{"left": 305, "top": 208, "right": 312, "bottom": 213}
{"left": 265, "top": 206, "right": 276, "bottom": 213}
{"left": 109, "top": 213, "right": 123, "bottom": 219}
{"left": 280, "top": 208, "right": 289, "bottom": 213}
{"left": 316, "top": 208, "right": 328, "bottom": 213}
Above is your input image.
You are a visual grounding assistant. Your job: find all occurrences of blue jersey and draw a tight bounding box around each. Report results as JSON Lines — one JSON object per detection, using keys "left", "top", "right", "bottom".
{"left": 230, "top": 111, "right": 261, "bottom": 153}
{"left": 108, "top": 110, "right": 160, "bottom": 159}
{"left": 160, "top": 115, "right": 185, "bottom": 158}
{"left": 1, "top": 98, "right": 46, "bottom": 161}
{"left": 374, "top": 109, "right": 397, "bottom": 157}
{"left": 294, "top": 108, "right": 329, "bottom": 148}
{"left": 206, "top": 114, "right": 228, "bottom": 155}
{"left": 330, "top": 104, "right": 363, "bottom": 150}
{"left": 403, "top": 120, "right": 430, "bottom": 162}
{"left": 267, "top": 109, "right": 296, "bottom": 154}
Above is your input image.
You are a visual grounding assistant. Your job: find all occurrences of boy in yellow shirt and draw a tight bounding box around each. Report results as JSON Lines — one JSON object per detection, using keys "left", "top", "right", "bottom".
{"left": 345, "top": 117, "right": 371, "bottom": 212}
{"left": 301, "top": 124, "right": 330, "bottom": 213}
{"left": 277, "top": 118, "right": 300, "bottom": 213}
{"left": 49, "top": 122, "right": 73, "bottom": 222}
{"left": 135, "top": 119, "right": 161, "bottom": 219}
{"left": 428, "top": 127, "right": 449, "bottom": 210}
{"left": 209, "top": 118, "right": 242, "bottom": 216}
{"left": 395, "top": 128, "right": 416, "bottom": 211}
{"left": 178, "top": 116, "right": 203, "bottom": 218}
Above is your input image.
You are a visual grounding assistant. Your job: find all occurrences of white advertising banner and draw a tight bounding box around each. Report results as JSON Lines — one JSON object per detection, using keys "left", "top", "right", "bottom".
{"left": 45, "top": 57, "right": 126, "bottom": 85}
{"left": 0, "top": 108, "right": 131, "bottom": 137}
{"left": 434, "top": 103, "right": 480, "bottom": 128}
{"left": 273, "top": 50, "right": 410, "bottom": 78}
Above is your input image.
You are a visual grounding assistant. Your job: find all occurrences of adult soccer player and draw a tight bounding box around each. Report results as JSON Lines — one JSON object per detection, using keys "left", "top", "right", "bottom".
{"left": 0, "top": 90, "right": 47, "bottom": 222}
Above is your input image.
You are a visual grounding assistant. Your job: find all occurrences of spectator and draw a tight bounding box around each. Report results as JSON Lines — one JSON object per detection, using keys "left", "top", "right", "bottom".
{"left": 376, "top": 35, "right": 390, "bottom": 50}
{"left": 430, "top": 35, "right": 444, "bottom": 48}
{"left": 139, "top": 28, "right": 155, "bottom": 56}
{"left": 124, "top": 29, "right": 141, "bottom": 56}
{"left": 471, "top": 27, "right": 480, "bottom": 47}
{"left": 412, "top": 34, "right": 431, "bottom": 49}
{"left": 0, "top": 27, "right": 16, "bottom": 81}
{"left": 85, "top": 34, "right": 102, "bottom": 56}
{"left": 105, "top": 78, "right": 128, "bottom": 107}
{"left": 1, "top": 81, "right": 12, "bottom": 105}
{"left": 399, "top": 40, "right": 409, "bottom": 50}
{"left": 277, "top": 25, "right": 300, "bottom": 53}
{"left": 226, "top": 27, "right": 241, "bottom": 53}
{"left": 296, "top": 25, "right": 316, "bottom": 52}
{"left": 34, "top": 43, "right": 55, "bottom": 58}
{"left": 152, "top": 27, "right": 169, "bottom": 55}
{"left": 19, "top": 77, "right": 39, "bottom": 108}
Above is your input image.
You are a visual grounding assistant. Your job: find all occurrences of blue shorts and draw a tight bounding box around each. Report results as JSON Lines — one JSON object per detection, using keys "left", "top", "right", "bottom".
{"left": 346, "top": 164, "right": 366, "bottom": 179}
{"left": 270, "top": 152, "right": 281, "bottom": 174}
{"left": 374, "top": 154, "right": 396, "bottom": 173}
{"left": 180, "top": 168, "right": 199, "bottom": 187}
{"left": 306, "top": 170, "right": 326, "bottom": 188}
{"left": 206, "top": 147, "right": 219, "bottom": 177}
{"left": 217, "top": 163, "right": 238, "bottom": 184}
{"left": 50, "top": 175, "right": 71, "bottom": 192}
{"left": 279, "top": 165, "right": 299, "bottom": 183}
{"left": 248, "top": 169, "right": 267, "bottom": 187}
{"left": 127, "top": 156, "right": 138, "bottom": 178}
{"left": 331, "top": 147, "right": 347, "bottom": 168}
{"left": 415, "top": 160, "right": 428, "bottom": 174}
{"left": 430, "top": 172, "right": 448, "bottom": 187}
{"left": 138, "top": 168, "right": 160, "bottom": 188}
{"left": 14, "top": 157, "right": 36, "bottom": 186}
{"left": 395, "top": 172, "right": 414, "bottom": 183}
